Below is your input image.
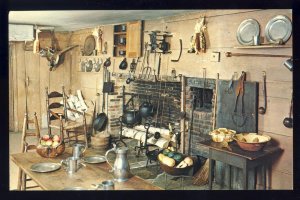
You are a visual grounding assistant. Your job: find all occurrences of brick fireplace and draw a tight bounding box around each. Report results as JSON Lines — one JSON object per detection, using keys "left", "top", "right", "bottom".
{"left": 185, "top": 77, "right": 216, "bottom": 157}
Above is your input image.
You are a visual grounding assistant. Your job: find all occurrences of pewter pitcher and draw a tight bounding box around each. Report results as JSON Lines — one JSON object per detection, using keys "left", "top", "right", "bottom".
{"left": 105, "top": 144, "right": 132, "bottom": 182}
{"left": 72, "top": 143, "right": 86, "bottom": 159}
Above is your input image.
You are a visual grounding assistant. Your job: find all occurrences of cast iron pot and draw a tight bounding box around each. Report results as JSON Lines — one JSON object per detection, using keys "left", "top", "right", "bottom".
{"left": 139, "top": 101, "right": 154, "bottom": 118}
{"left": 93, "top": 113, "right": 108, "bottom": 132}
{"left": 122, "top": 109, "right": 142, "bottom": 127}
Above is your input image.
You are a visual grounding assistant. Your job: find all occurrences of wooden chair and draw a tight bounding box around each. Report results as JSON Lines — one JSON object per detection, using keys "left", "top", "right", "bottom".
{"left": 46, "top": 86, "right": 88, "bottom": 147}
{"left": 17, "top": 112, "right": 40, "bottom": 190}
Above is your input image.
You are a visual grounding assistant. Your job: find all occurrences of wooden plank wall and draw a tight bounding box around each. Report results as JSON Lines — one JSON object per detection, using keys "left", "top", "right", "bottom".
{"left": 9, "top": 32, "right": 73, "bottom": 131}
{"left": 9, "top": 9, "right": 292, "bottom": 189}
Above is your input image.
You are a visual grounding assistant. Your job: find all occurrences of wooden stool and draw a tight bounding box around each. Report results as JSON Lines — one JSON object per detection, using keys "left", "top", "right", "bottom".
{"left": 17, "top": 112, "right": 41, "bottom": 190}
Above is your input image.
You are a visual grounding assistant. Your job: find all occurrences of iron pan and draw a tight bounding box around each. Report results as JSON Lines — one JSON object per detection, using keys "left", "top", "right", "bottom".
{"left": 83, "top": 155, "right": 106, "bottom": 164}
{"left": 30, "top": 162, "right": 61, "bottom": 173}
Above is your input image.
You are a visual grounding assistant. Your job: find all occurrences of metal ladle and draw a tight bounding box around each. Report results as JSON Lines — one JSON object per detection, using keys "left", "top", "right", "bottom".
{"left": 283, "top": 93, "right": 293, "bottom": 128}
{"left": 258, "top": 71, "right": 267, "bottom": 114}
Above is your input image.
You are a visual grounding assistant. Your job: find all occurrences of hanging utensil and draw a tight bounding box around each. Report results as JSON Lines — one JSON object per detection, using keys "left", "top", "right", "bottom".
{"left": 93, "top": 69, "right": 108, "bottom": 132}
{"left": 171, "top": 39, "right": 182, "bottom": 62}
{"left": 83, "top": 35, "right": 96, "bottom": 56}
{"left": 232, "top": 71, "right": 248, "bottom": 127}
{"left": 283, "top": 92, "right": 293, "bottom": 128}
{"left": 258, "top": 71, "right": 267, "bottom": 114}
{"left": 104, "top": 57, "right": 111, "bottom": 68}
{"left": 94, "top": 58, "right": 103, "bottom": 72}
{"left": 119, "top": 58, "right": 128, "bottom": 70}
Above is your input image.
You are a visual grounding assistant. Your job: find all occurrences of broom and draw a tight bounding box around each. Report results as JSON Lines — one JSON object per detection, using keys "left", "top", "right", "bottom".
{"left": 192, "top": 158, "right": 209, "bottom": 185}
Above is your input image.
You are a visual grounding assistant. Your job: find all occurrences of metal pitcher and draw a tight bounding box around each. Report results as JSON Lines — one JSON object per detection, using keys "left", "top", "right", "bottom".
{"left": 105, "top": 144, "right": 132, "bottom": 182}
{"left": 72, "top": 143, "right": 86, "bottom": 159}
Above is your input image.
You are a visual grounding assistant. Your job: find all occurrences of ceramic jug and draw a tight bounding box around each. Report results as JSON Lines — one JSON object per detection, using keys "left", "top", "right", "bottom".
{"left": 105, "top": 144, "right": 132, "bottom": 182}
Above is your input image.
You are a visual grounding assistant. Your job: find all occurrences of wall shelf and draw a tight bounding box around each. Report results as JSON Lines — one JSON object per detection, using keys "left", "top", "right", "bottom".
{"left": 234, "top": 44, "right": 292, "bottom": 49}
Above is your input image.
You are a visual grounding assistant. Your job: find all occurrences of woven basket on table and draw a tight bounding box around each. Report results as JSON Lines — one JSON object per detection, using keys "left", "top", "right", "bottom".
{"left": 36, "top": 132, "right": 65, "bottom": 158}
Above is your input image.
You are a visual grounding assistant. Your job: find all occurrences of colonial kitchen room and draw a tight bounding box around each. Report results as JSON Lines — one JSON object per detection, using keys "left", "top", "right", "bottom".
{"left": 8, "top": 9, "right": 293, "bottom": 191}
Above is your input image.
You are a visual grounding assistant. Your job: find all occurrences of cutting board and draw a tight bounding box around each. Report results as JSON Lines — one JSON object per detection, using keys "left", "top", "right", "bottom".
{"left": 216, "top": 80, "right": 258, "bottom": 133}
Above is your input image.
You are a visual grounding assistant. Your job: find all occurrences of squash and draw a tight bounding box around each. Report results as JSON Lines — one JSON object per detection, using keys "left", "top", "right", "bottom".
{"left": 167, "top": 151, "right": 175, "bottom": 158}
{"left": 161, "top": 156, "right": 176, "bottom": 167}
{"left": 158, "top": 153, "right": 165, "bottom": 162}
{"left": 163, "top": 149, "right": 170, "bottom": 156}
{"left": 176, "top": 160, "right": 188, "bottom": 168}
{"left": 183, "top": 157, "right": 193, "bottom": 166}
{"left": 173, "top": 153, "right": 183, "bottom": 163}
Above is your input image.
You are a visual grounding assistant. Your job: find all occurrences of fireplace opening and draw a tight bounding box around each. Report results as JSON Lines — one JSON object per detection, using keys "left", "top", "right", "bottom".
{"left": 191, "top": 87, "right": 213, "bottom": 112}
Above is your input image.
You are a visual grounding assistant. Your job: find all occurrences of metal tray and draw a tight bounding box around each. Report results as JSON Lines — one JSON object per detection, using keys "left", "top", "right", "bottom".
{"left": 30, "top": 162, "right": 61, "bottom": 173}
{"left": 265, "top": 15, "right": 292, "bottom": 43}
{"left": 236, "top": 19, "right": 260, "bottom": 45}
{"left": 83, "top": 155, "right": 106, "bottom": 164}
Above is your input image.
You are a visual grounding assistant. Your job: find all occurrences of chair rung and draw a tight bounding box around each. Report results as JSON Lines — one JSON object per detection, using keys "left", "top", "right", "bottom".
{"left": 25, "top": 185, "right": 40, "bottom": 189}
{"left": 25, "top": 132, "right": 37, "bottom": 136}
{"left": 49, "top": 125, "right": 60, "bottom": 129}
{"left": 27, "top": 119, "right": 35, "bottom": 123}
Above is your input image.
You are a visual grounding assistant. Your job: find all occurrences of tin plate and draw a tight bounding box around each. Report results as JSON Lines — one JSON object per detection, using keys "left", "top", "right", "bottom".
{"left": 83, "top": 155, "right": 106, "bottom": 164}
{"left": 30, "top": 162, "right": 61, "bottom": 173}
{"left": 237, "top": 19, "right": 260, "bottom": 45}
{"left": 265, "top": 15, "right": 292, "bottom": 43}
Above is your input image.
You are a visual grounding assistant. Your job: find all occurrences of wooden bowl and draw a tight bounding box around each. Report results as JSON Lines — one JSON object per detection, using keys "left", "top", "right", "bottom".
{"left": 158, "top": 158, "right": 193, "bottom": 176}
{"left": 36, "top": 142, "right": 65, "bottom": 158}
{"left": 233, "top": 133, "right": 271, "bottom": 152}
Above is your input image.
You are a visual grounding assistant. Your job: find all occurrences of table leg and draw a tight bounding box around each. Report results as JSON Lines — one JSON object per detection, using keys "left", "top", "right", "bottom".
{"left": 209, "top": 158, "right": 215, "bottom": 190}
{"left": 262, "top": 164, "right": 266, "bottom": 190}
{"left": 17, "top": 168, "right": 22, "bottom": 190}
{"left": 242, "top": 166, "right": 248, "bottom": 190}
{"left": 165, "top": 173, "right": 167, "bottom": 190}
{"left": 227, "top": 165, "right": 231, "bottom": 190}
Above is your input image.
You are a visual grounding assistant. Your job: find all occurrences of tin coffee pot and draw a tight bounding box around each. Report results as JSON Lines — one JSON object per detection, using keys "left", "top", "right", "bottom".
{"left": 105, "top": 144, "right": 132, "bottom": 182}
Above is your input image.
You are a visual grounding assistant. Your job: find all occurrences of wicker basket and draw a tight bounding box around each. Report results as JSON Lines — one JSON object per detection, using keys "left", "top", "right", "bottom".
{"left": 90, "top": 134, "right": 110, "bottom": 150}
{"left": 36, "top": 138, "right": 65, "bottom": 158}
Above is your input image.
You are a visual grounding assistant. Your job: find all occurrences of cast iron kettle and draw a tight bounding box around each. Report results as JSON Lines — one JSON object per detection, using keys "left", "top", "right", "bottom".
{"left": 119, "top": 58, "right": 128, "bottom": 70}
{"left": 139, "top": 97, "right": 154, "bottom": 118}
{"left": 122, "top": 97, "right": 141, "bottom": 127}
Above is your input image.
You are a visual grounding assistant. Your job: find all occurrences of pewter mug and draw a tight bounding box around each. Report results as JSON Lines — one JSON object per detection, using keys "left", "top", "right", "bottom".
{"left": 61, "top": 156, "right": 78, "bottom": 174}
{"left": 72, "top": 143, "right": 86, "bottom": 159}
{"left": 93, "top": 180, "right": 115, "bottom": 190}
{"left": 105, "top": 144, "right": 132, "bottom": 182}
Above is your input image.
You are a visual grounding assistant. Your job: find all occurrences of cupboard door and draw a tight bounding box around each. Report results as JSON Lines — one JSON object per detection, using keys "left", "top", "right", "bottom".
{"left": 126, "top": 21, "right": 142, "bottom": 58}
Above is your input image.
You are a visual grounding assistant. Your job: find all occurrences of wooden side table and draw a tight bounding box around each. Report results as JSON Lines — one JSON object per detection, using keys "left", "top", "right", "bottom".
{"left": 199, "top": 140, "right": 283, "bottom": 190}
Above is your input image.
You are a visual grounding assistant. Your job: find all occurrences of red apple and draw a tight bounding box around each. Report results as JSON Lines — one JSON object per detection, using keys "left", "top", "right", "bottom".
{"left": 53, "top": 135, "right": 60, "bottom": 142}
{"left": 42, "top": 135, "right": 50, "bottom": 141}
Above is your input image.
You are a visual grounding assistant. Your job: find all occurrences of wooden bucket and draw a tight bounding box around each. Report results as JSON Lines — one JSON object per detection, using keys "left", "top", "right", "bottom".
{"left": 90, "top": 133, "right": 110, "bottom": 150}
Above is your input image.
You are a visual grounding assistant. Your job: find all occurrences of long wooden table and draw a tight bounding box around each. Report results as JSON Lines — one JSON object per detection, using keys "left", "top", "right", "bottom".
{"left": 10, "top": 147, "right": 162, "bottom": 190}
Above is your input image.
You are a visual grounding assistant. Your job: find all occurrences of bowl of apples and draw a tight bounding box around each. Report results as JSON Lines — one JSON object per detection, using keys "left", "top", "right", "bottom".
{"left": 36, "top": 134, "right": 65, "bottom": 158}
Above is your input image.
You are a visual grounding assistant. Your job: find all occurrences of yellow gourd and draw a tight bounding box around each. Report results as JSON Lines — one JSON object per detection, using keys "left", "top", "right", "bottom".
{"left": 161, "top": 156, "right": 176, "bottom": 167}
{"left": 183, "top": 157, "right": 193, "bottom": 166}
{"left": 158, "top": 153, "right": 165, "bottom": 162}
{"left": 176, "top": 160, "right": 188, "bottom": 168}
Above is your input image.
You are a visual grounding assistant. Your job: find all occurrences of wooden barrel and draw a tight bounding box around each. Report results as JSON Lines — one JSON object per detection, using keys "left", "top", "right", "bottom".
{"left": 90, "top": 133, "right": 110, "bottom": 150}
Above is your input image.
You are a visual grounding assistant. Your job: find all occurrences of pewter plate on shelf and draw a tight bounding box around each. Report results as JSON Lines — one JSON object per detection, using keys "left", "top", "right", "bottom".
{"left": 83, "top": 155, "right": 106, "bottom": 164}
{"left": 236, "top": 19, "right": 260, "bottom": 45}
{"left": 265, "top": 15, "right": 292, "bottom": 44}
{"left": 30, "top": 162, "right": 61, "bottom": 173}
